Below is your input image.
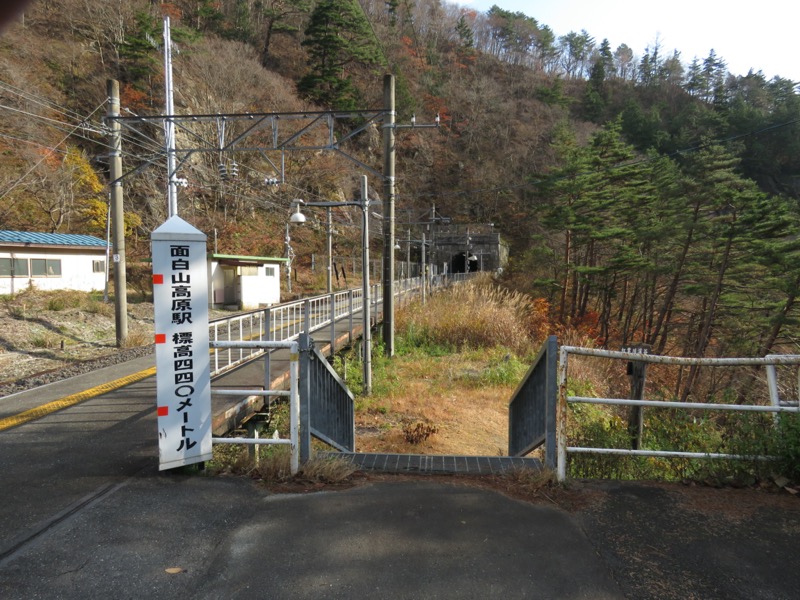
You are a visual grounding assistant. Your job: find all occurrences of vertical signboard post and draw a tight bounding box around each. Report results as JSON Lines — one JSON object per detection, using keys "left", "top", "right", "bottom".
{"left": 152, "top": 216, "right": 212, "bottom": 470}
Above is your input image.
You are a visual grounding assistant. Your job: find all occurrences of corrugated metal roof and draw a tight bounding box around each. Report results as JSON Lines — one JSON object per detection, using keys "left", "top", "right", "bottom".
{"left": 0, "top": 230, "right": 107, "bottom": 247}
{"left": 209, "top": 253, "right": 287, "bottom": 263}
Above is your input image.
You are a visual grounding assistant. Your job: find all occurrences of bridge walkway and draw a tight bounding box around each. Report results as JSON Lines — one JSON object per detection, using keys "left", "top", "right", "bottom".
{"left": 0, "top": 299, "right": 537, "bottom": 475}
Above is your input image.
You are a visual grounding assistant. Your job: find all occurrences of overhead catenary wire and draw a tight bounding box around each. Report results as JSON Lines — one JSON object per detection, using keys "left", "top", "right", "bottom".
{"left": 3, "top": 73, "right": 796, "bottom": 214}
{"left": 0, "top": 100, "right": 107, "bottom": 202}
{"left": 0, "top": 80, "right": 168, "bottom": 158}
{"left": 0, "top": 79, "right": 101, "bottom": 125}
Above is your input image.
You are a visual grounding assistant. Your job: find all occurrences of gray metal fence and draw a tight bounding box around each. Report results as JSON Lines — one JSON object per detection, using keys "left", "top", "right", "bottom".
{"left": 556, "top": 346, "right": 800, "bottom": 481}
{"left": 298, "top": 334, "right": 355, "bottom": 461}
{"left": 508, "top": 335, "right": 558, "bottom": 468}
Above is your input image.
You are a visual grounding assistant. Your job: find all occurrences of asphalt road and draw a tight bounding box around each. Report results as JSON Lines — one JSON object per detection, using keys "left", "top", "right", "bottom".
{"left": 1, "top": 345, "right": 799, "bottom": 599}
{"left": 1, "top": 464, "right": 799, "bottom": 600}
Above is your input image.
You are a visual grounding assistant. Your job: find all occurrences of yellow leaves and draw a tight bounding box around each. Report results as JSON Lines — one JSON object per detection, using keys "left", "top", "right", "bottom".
{"left": 78, "top": 198, "right": 142, "bottom": 238}
{"left": 64, "top": 146, "right": 103, "bottom": 194}
{"left": 81, "top": 198, "right": 108, "bottom": 235}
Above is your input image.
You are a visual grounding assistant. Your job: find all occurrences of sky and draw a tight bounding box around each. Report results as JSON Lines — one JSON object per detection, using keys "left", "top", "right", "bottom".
{"left": 456, "top": 0, "right": 799, "bottom": 83}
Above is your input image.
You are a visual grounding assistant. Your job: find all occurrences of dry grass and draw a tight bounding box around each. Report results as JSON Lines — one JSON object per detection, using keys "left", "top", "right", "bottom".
{"left": 355, "top": 350, "right": 520, "bottom": 456}
{"left": 0, "top": 289, "right": 230, "bottom": 383}
{"left": 210, "top": 444, "right": 357, "bottom": 486}
{"left": 397, "top": 274, "right": 550, "bottom": 355}
{"left": 354, "top": 278, "right": 555, "bottom": 457}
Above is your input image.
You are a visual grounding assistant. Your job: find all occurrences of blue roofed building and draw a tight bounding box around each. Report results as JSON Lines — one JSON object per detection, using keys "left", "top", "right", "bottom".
{"left": 0, "top": 230, "right": 108, "bottom": 295}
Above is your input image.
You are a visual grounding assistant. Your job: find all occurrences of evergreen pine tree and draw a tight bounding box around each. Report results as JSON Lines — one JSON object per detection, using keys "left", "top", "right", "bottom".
{"left": 298, "top": 0, "right": 385, "bottom": 110}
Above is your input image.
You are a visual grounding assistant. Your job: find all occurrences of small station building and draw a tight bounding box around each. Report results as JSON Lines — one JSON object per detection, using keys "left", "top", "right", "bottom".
{"left": 0, "top": 230, "right": 108, "bottom": 295}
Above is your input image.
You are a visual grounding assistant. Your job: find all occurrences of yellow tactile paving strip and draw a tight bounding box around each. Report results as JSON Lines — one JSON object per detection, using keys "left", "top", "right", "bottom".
{"left": 0, "top": 366, "right": 157, "bottom": 432}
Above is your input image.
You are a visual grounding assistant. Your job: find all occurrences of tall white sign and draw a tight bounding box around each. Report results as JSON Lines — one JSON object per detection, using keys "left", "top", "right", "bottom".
{"left": 151, "top": 216, "right": 212, "bottom": 470}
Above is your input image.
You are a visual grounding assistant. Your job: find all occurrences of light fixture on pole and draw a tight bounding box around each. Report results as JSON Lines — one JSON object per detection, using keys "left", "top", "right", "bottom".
{"left": 287, "top": 178, "right": 373, "bottom": 394}
{"left": 290, "top": 200, "right": 306, "bottom": 224}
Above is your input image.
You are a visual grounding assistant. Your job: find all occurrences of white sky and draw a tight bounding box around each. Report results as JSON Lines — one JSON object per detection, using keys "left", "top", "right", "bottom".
{"left": 455, "top": 0, "right": 799, "bottom": 83}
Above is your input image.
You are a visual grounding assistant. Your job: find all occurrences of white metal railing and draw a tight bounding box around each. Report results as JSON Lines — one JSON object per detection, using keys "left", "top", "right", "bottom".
{"left": 209, "top": 310, "right": 268, "bottom": 375}
{"left": 210, "top": 340, "right": 300, "bottom": 475}
{"left": 556, "top": 346, "right": 800, "bottom": 481}
{"left": 207, "top": 273, "right": 474, "bottom": 378}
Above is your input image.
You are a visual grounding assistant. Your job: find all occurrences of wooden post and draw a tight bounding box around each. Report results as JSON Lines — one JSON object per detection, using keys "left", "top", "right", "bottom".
{"left": 624, "top": 343, "right": 651, "bottom": 450}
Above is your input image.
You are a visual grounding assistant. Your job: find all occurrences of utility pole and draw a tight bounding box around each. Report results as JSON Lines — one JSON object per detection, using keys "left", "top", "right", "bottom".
{"left": 421, "top": 231, "right": 426, "bottom": 305}
{"left": 107, "top": 79, "right": 128, "bottom": 347}
{"left": 326, "top": 206, "right": 333, "bottom": 293}
{"left": 163, "top": 16, "right": 178, "bottom": 217}
{"left": 284, "top": 223, "right": 293, "bottom": 294}
{"left": 360, "top": 175, "right": 372, "bottom": 395}
{"left": 382, "top": 74, "right": 396, "bottom": 356}
{"left": 430, "top": 203, "right": 437, "bottom": 275}
{"left": 406, "top": 228, "right": 411, "bottom": 279}
{"left": 465, "top": 227, "right": 470, "bottom": 273}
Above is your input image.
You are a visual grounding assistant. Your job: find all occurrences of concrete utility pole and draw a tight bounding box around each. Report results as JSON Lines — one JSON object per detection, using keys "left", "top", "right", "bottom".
{"left": 382, "top": 74, "right": 396, "bottom": 356}
{"left": 360, "top": 175, "right": 372, "bottom": 395}
{"left": 326, "top": 206, "right": 333, "bottom": 293}
{"left": 421, "top": 231, "right": 426, "bottom": 305}
{"left": 406, "top": 228, "right": 411, "bottom": 279}
{"left": 107, "top": 79, "right": 128, "bottom": 347}
{"left": 163, "top": 15, "right": 178, "bottom": 217}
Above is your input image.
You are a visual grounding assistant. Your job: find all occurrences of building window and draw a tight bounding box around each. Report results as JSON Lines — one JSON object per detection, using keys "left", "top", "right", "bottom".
{"left": 92, "top": 260, "right": 106, "bottom": 273}
{"left": 240, "top": 266, "right": 259, "bottom": 276}
{"left": 31, "top": 258, "right": 61, "bottom": 277}
{"left": 264, "top": 267, "right": 275, "bottom": 277}
{"left": 0, "top": 258, "right": 29, "bottom": 277}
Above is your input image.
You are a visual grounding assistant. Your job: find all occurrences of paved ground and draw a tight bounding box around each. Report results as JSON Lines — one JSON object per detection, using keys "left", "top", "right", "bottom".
{"left": 1, "top": 465, "right": 799, "bottom": 599}
{"left": 1, "top": 307, "right": 799, "bottom": 599}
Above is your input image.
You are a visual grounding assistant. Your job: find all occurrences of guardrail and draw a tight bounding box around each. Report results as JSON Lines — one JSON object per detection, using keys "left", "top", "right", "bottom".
{"left": 556, "top": 346, "right": 800, "bottom": 481}
{"left": 209, "top": 340, "right": 300, "bottom": 475}
{"left": 508, "top": 335, "right": 557, "bottom": 467}
{"left": 298, "top": 333, "right": 355, "bottom": 461}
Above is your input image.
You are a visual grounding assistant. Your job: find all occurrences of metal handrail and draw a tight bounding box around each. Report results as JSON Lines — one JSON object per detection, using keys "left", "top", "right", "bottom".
{"left": 556, "top": 346, "right": 800, "bottom": 481}
{"left": 210, "top": 340, "right": 300, "bottom": 475}
{"left": 208, "top": 272, "right": 476, "bottom": 377}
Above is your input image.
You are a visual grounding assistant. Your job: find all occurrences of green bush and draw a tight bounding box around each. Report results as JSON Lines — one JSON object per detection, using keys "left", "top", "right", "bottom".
{"left": 775, "top": 413, "right": 800, "bottom": 481}
{"left": 567, "top": 401, "right": 800, "bottom": 484}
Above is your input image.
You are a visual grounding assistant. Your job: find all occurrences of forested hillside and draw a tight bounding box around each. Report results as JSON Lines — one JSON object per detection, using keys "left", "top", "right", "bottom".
{"left": 1, "top": 0, "right": 799, "bottom": 361}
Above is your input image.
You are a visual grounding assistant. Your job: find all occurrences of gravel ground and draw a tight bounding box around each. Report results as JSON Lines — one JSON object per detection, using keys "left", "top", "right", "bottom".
{"left": 0, "top": 344, "right": 154, "bottom": 398}
{"left": 0, "top": 292, "right": 229, "bottom": 398}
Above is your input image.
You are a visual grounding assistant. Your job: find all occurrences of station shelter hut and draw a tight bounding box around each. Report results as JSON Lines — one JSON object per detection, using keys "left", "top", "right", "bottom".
{"left": 208, "top": 253, "right": 287, "bottom": 310}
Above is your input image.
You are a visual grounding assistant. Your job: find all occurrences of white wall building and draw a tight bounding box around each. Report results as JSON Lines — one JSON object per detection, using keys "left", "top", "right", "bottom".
{"left": 0, "top": 230, "right": 108, "bottom": 295}
{"left": 207, "top": 253, "right": 286, "bottom": 309}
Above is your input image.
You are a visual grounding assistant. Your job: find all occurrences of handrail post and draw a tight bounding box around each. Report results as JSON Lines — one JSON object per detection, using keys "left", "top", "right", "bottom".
{"left": 264, "top": 308, "right": 272, "bottom": 391}
{"left": 303, "top": 298, "right": 311, "bottom": 335}
{"left": 330, "top": 292, "right": 336, "bottom": 354}
{"left": 289, "top": 339, "right": 301, "bottom": 474}
{"left": 544, "top": 335, "right": 558, "bottom": 469}
{"left": 766, "top": 360, "right": 780, "bottom": 425}
{"left": 556, "top": 345, "right": 569, "bottom": 482}
{"left": 348, "top": 290, "right": 354, "bottom": 344}
{"left": 298, "top": 334, "right": 312, "bottom": 464}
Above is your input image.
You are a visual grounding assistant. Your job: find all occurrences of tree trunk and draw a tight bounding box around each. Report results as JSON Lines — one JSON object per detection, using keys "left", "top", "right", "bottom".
{"left": 648, "top": 203, "right": 700, "bottom": 349}
{"left": 680, "top": 222, "right": 735, "bottom": 402}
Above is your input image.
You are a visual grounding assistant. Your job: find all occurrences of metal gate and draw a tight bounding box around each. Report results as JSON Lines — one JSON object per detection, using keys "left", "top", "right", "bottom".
{"left": 298, "top": 333, "right": 355, "bottom": 461}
